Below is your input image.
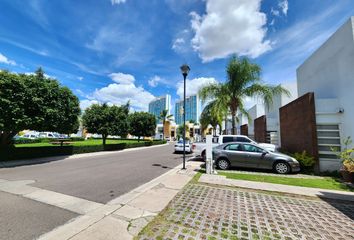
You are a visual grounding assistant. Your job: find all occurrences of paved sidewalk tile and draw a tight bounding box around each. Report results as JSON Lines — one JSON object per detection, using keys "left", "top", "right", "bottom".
{"left": 137, "top": 184, "right": 354, "bottom": 240}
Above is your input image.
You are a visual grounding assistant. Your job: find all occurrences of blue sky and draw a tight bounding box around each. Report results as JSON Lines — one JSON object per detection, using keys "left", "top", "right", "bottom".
{"left": 1, "top": 0, "right": 354, "bottom": 112}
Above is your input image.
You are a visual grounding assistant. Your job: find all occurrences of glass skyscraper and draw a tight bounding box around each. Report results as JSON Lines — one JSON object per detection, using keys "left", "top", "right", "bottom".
{"left": 148, "top": 95, "right": 171, "bottom": 123}
{"left": 174, "top": 95, "right": 201, "bottom": 125}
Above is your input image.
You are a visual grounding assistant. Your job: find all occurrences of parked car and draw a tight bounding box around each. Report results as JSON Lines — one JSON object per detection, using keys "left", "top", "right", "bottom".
{"left": 38, "top": 132, "right": 60, "bottom": 138}
{"left": 192, "top": 135, "right": 278, "bottom": 160}
{"left": 212, "top": 142, "right": 300, "bottom": 174}
{"left": 174, "top": 140, "right": 192, "bottom": 153}
{"left": 21, "top": 132, "right": 39, "bottom": 139}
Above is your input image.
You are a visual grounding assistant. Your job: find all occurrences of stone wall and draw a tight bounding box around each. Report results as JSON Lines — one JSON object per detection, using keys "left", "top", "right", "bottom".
{"left": 254, "top": 115, "right": 267, "bottom": 143}
{"left": 240, "top": 124, "right": 248, "bottom": 136}
{"left": 279, "top": 92, "right": 319, "bottom": 169}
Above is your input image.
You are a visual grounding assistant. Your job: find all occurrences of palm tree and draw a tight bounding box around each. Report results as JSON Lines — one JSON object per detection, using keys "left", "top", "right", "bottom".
{"left": 158, "top": 109, "right": 173, "bottom": 140}
{"left": 200, "top": 101, "right": 223, "bottom": 136}
{"left": 199, "top": 56, "right": 290, "bottom": 135}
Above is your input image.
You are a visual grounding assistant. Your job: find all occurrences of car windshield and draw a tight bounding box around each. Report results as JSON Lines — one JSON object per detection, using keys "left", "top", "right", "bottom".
{"left": 178, "top": 140, "right": 189, "bottom": 144}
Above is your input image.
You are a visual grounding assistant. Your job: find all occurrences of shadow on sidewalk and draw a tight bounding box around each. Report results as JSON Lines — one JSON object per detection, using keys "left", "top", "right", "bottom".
{"left": 318, "top": 192, "right": 354, "bottom": 220}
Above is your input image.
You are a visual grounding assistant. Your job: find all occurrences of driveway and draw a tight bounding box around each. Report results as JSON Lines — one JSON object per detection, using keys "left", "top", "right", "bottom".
{"left": 0, "top": 143, "right": 182, "bottom": 203}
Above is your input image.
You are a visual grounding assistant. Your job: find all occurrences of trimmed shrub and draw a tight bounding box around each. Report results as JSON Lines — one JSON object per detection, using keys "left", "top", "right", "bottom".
{"left": 0, "top": 140, "right": 166, "bottom": 161}
{"left": 13, "top": 138, "right": 41, "bottom": 144}
{"left": 291, "top": 151, "right": 316, "bottom": 168}
{"left": 69, "top": 137, "right": 85, "bottom": 142}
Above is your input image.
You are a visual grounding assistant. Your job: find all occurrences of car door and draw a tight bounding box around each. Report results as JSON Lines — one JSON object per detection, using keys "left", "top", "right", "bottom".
{"left": 241, "top": 144, "right": 264, "bottom": 168}
{"left": 223, "top": 143, "right": 247, "bottom": 167}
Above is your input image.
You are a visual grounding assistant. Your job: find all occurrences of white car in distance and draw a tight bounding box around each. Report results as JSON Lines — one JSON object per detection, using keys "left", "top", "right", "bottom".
{"left": 174, "top": 140, "right": 192, "bottom": 153}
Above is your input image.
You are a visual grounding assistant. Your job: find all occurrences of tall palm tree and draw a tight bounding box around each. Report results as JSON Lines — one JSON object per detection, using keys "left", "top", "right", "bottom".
{"left": 158, "top": 109, "right": 173, "bottom": 140}
{"left": 200, "top": 101, "right": 223, "bottom": 136}
{"left": 199, "top": 56, "right": 290, "bottom": 135}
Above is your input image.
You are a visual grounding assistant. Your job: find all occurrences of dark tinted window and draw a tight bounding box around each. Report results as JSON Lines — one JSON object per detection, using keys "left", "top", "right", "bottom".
{"left": 224, "top": 144, "right": 242, "bottom": 151}
{"left": 236, "top": 137, "right": 251, "bottom": 143}
{"left": 243, "top": 144, "right": 263, "bottom": 153}
{"left": 222, "top": 136, "right": 236, "bottom": 143}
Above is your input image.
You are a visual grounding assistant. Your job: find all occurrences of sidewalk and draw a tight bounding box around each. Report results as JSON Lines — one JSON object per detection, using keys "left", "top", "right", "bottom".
{"left": 137, "top": 174, "right": 354, "bottom": 240}
{"left": 199, "top": 174, "right": 354, "bottom": 202}
{"left": 36, "top": 161, "right": 201, "bottom": 240}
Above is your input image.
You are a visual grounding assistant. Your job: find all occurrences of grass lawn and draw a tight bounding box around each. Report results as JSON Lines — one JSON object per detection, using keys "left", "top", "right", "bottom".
{"left": 15, "top": 139, "right": 148, "bottom": 148}
{"left": 219, "top": 171, "right": 354, "bottom": 192}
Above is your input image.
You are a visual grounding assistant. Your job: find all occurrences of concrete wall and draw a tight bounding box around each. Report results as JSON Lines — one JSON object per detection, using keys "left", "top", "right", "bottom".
{"left": 280, "top": 93, "right": 319, "bottom": 170}
{"left": 297, "top": 17, "right": 354, "bottom": 145}
{"left": 254, "top": 115, "right": 267, "bottom": 143}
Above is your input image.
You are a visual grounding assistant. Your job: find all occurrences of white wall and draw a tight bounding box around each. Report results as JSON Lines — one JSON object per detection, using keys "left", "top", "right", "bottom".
{"left": 297, "top": 17, "right": 354, "bottom": 171}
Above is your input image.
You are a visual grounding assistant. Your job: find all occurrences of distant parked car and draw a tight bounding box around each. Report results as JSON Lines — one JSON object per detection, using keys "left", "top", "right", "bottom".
{"left": 22, "top": 132, "right": 39, "bottom": 139}
{"left": 213, "top": 142, "right": 300, "bottom": 174}
{"left": 174, "top": 140, "right": 192, "bottom": 153}
{"left": 38, "top": 132, "right": 60, "bottom": 138}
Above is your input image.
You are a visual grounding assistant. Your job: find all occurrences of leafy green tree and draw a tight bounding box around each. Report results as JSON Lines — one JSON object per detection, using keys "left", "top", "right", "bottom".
{"left": 82, "top": 103, "right": 129, "bottom": 145}
{"left": 128, "top": 112, "right": 156, "bottom": 141}
{"left": 199, "top": 56, "right": 290, "bottom": 135}
{"left": 158, "top": 109, "right": 173, "bottom": 140}
{"left": 0, "top": 69, "right": 80, "bottom": 147}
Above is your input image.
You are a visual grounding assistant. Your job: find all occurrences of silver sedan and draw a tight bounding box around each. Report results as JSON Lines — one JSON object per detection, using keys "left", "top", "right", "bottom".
{"left": 213, "top": 142, "right": 300, "bottom": 174}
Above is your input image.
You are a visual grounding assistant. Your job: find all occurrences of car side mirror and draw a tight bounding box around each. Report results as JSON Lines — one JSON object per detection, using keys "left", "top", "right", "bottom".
{"left": 261, "top": 150, "right": 268, "bottom": 156}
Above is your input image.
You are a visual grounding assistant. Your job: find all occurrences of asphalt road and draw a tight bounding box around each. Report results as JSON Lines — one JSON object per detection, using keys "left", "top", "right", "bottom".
{"left": 0, "top": 143, "right": 185, "bottom": 203}
{"left": 0, "top": 191, "right": 77, "bottom": 240}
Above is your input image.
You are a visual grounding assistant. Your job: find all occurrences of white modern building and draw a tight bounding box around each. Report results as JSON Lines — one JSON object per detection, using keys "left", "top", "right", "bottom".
{"left": 297, "top": 17, "right": 354, "bottom": 171}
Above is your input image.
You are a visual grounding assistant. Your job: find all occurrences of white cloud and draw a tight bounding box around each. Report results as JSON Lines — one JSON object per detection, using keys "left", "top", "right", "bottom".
{"left": 111, "top": 0, "right": 126, "bottom": 5}
{"left": 108, "top": 72, "right": 135, "bottom": 84}
{"left": 176, "top": 77, "right": 218, "bottom": 99}
{"left": 77, "top": 76, "right": 84, "bottom": 81}
{"left": 278, "top": 0, "right": 289, "bottom": 16}
{"left": 80, "top": 99, "right": 99, "bottom": 110}
{"left": 148, "top": 75, "right": 162, "bottom": 87}
{"left": 271, "top": 8, "right": 280, "bottom": 16}
{"left": 172, "top": 38, "right": 185, "bottom": 50}
{"left": 0, "top": 53, "right": 16, "bottom": 65}
{"left": 81, "top": 72, "right": 155, "bottom": 111}
{"left": 190, "top": 0, "right": 271, "bottom": 62}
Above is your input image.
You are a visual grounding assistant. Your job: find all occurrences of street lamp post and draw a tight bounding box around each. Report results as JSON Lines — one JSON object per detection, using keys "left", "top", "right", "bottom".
{"left": 180, "top": 64, "right": 190, "bottom": 170}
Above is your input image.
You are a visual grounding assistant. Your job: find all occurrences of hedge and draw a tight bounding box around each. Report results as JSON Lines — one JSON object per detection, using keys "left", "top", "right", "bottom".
{"left": 0, "top": 140, "right": 166, "bottom": 161}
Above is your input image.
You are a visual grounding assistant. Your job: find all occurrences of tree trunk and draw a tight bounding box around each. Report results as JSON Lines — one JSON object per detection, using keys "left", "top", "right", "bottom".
{"left": 231, "top": 111, "right": 236, "bottom": 135}
{"left": 162, "top": 120, "right": 165, "bottom": 140}
{"left": 138, "top": 136, "right": 140, "bottom": 142}
{"left": 0, "top": 131, "right": 15, "bottom": 148}
{"left": 102, "top": 135, "right": 107, "bottom": 146}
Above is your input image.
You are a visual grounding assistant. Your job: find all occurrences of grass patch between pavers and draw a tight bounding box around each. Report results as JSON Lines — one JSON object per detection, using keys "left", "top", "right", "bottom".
{"left": 219, "top": 171, "right": 354, "bottom": 192}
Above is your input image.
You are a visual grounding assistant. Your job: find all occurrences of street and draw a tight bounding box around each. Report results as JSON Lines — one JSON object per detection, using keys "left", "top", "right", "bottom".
{"left": 0, "top": 143, "right": 185, "bottom": 240}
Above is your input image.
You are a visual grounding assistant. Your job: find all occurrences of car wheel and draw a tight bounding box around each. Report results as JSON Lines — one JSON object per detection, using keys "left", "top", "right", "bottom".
{"left": 217, "top": 158, "right": 230, "bottom": 170}
{"left": 274, "top": 162, "right": 290, "bottom": 174}
{"left": 201, "top": 150, "right": 206, "bottom": 161}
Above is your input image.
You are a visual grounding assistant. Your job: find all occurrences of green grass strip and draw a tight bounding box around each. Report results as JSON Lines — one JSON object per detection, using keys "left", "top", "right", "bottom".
{"left": 219, "top": 172, "right": 353, "bottom": 192}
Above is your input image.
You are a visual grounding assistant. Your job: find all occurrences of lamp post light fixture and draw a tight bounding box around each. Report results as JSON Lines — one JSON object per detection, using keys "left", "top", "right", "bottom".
{"left": 180, "top": 64, "right": 190, "bottom": 170}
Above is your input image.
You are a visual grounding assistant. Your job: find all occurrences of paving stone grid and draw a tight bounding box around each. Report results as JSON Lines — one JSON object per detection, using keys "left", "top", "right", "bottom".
{"left": 138, "top": 184, "right": 354, "bottom": 240}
